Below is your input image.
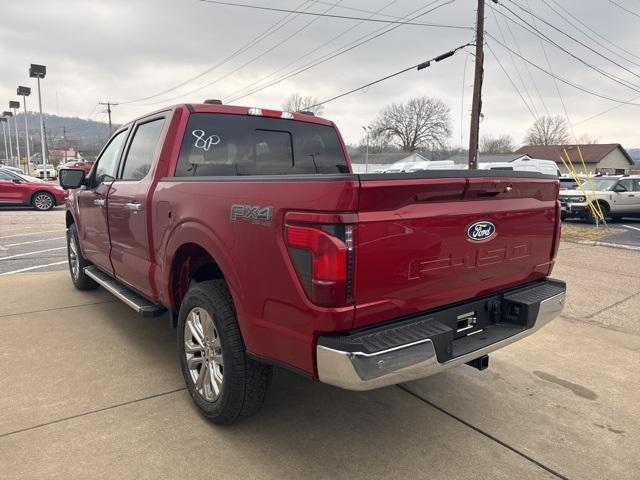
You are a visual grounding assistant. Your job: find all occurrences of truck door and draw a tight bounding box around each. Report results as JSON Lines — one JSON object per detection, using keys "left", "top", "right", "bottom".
{"left": 614, "top": 179, "right": 638, "bottom": 213}
{"left": 76, "top": 129, "right": 128, "bottom": 274}
{"left": 107, "top": 116, "right": 166, "bottom": 298}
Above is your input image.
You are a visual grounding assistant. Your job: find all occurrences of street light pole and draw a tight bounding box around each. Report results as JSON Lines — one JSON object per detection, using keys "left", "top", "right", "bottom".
{"left": 18, "top": 86, "right": 32, "bottom": 175}
{"left": 30, "top": 64, "right": 48, "bottom": 180}
{"left": 0, "top": 118, "right": 9, "bottom": 164}
{"left": 10, "top": 101, "right": 21, "bottom": 169}
{"left": 3, "top": 111, "right": 14, "bottom": 165}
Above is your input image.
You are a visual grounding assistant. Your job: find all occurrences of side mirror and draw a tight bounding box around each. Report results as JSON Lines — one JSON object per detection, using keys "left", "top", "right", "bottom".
{"left": 59, "top": 169, "right": 85, "bottom": 189}
{"left": 613, "top": 184, "right": 627, "bottom": 193}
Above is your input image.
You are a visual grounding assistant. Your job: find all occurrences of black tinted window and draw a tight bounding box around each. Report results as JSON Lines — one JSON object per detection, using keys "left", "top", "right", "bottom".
{"left": 121, "top": 118, "right": 165, "bottom": 180}
{"left": 175, "top": 113, "right": 348, "bottom": 176}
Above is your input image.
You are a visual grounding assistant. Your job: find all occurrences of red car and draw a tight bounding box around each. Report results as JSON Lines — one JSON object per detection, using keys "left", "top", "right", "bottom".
{"left": 60, "top": 102, "right": 565, "bottom": 423}
{"left": 0, "top": 167, "right": 67, "bottom": 210}
{"left": 58, "top": 161, "right": 93, "bottom": 174}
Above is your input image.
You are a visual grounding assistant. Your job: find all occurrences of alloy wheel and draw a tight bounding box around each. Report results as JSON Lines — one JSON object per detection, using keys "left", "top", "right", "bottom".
{"left": 33, "top": 193, "right": 53, "bottom": 210}
{"left": 68, "top": 232, "right": 80, "bottom": 281}
{"left": 184, "top": 307, "right": 224, "bottom": 402}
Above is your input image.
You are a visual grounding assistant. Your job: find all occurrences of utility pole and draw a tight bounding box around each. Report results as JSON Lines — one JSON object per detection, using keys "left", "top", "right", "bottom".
{"left": 99, "top": 101, "right": 118, "bottom": 134}
{"left": 362, "top": 126, "right": 371, "bottom": 173}
{"left": 63, "top": 126, "right": 67, "bottom": 164}
{"left": 468, "top": 0, "right": 485, "bottom": 170}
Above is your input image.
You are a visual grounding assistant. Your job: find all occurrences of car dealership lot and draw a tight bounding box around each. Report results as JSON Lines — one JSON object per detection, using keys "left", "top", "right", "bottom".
{"left": 0, "top": 211, "right": 639, "bottom": 479}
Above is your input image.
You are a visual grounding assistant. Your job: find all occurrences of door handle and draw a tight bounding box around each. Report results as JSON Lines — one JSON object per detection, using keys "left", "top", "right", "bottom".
{"left": 125, "top": 202, "right": 143, "bottom": 212}
{"left": 94, "top": 198, "right": 105, "bottom": 207}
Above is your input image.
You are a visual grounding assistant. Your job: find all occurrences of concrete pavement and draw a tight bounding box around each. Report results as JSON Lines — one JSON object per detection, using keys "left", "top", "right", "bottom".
{"left": 0, "top": 243, "right": 638, "bottom": 479}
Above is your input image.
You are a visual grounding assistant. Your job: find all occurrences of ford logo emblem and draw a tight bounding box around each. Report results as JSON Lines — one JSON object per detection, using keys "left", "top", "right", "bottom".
{"left": 467, "top": 221, "right": 496, "bottom": 241}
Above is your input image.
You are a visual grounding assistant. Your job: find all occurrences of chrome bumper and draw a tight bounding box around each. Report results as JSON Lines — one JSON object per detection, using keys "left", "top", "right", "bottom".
{"left": 316, "top": 283, "right": 566, "bottom": 391}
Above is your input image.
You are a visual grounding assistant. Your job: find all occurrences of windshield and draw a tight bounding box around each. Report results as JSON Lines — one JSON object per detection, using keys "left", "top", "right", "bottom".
{"left": 588, "top": 178, "right": 619, "bottom": 191}
{"left": 15, "top": 173, "right": 45, "bottom": 183}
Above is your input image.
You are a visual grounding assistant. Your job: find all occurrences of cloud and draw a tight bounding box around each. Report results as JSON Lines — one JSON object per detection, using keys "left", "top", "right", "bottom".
{"left": 1, "top": 0, "right": 639, "bottom": 147}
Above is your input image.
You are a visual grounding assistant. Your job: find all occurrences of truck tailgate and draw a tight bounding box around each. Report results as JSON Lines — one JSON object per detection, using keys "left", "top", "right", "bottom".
{"left": 353, "top": 172, "right": 559, "bottom": 328}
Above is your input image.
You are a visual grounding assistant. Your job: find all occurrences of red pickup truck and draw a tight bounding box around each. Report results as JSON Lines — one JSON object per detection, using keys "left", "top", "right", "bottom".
{"left": 60, "top": 102, "right": 566, "bottom": 424}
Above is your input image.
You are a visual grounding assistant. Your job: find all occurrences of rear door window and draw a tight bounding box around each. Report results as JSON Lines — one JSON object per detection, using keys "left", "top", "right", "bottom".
{"left": 121, "top": 118, "right": 166, "bottom": 181}
{"left": 175, "top": 113, "right": 348, "bottom": 176}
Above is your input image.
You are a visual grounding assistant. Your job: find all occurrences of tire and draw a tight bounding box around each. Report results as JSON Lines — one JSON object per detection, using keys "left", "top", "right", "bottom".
{"left": 67, "top": 223, "right": 99, "bottom": 290}
{"left": 31, "top": 191, "right": 55, "bottom": 211}
{"left": 586, "top": 203, "right": 608, "bottom": 224}
{"left": 178, "top": 280, "right": 272, "bottom": 424}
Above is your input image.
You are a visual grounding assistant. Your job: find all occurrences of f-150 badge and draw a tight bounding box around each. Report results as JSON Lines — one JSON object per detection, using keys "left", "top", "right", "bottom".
{"left": 230, "top": 204, "right": 273, "bottom": 225}
{"left": 467, "top": 221, "right": 496, "bottom": 241}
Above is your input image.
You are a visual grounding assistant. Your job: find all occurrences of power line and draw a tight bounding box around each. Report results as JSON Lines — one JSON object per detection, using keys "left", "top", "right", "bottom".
{"left": 226, "top": 0, "right": 460, "bottom": 104}
{"left": 304, "top": 43, "right": 473, "bottom": 110}
{"left": 490, "top": 3, "right": 640, "bottom": 95}
{"left": 572, "top": 94, "right": 640, "bottom": 127}
{"left": 547, "top": 0, "right": 640, "bottom": 63}
{"left": 135, "top": 0, "right": 350, "bottom": 107}
{"left": 118, "top": 0, "right": 316, "bottom": 104}
{"left": 541, "top": 0, "right": 640, "bottom": 69}
{"left": 489, "top": 7, "right": 539, "bottom": 119}
{"left": 485, "top": 42, "right": 537, "bottom": 119}
{"left": 606, "top": 0, "right": 640, "bottom": 19}
{"left": 197, "top": 0, "right": 471, "bottom": 29}
{"left": 486, "top": 34, "right": 640, "bottom": 106}
{"left": 222, "top": 0, "right": 401, "bottom": 102}
{"left": 501, "top": 0, "right": 640, "bottom": 83}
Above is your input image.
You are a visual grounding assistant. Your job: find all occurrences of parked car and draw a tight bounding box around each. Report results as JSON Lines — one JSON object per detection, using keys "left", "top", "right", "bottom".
{"left": 34, "top": 164, "right": 58, "bottom": 179}
{"left": 0, "top": 165, "right": 25, "bottom": 175}
{"left": 60, "top": 102, "right": 566, "bottom": 424}
{"left": 0, "top": 167, "right": 67, "bottom": 210}
{"left": 57, "top": 160, "right": 93, "bottom": 174}
{"left": 560, "top": 175, "right": 640, "bottom": 222}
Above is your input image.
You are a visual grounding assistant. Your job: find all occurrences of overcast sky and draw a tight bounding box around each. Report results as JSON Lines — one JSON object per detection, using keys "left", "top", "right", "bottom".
{"left": 1, "top": 0, "right": 639, "bottom": 148}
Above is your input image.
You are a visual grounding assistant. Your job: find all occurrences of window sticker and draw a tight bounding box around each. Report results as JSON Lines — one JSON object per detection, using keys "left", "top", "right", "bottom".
{"left": 192, "top": 129, "right": 221, "bottom": 151}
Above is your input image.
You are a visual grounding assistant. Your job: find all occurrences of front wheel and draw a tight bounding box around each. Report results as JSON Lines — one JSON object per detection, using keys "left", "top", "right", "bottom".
{"left": 178, "top": 280, "right": 272, "bottom": 424}
{"left": 32, "top": 191, "right": 55, "bottom": 211}
{"left": 67, "top": 224, "right": 98, "bottom": 290}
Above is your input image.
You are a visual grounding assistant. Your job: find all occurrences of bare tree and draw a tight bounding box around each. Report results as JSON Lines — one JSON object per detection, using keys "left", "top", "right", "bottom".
{"left": 576, "top": 133, "right": 599, "bottom": 144}
{"left": 480, "top": 135, "right": 515, "bottom": 154}
{"left": 282, "top": 93, "right": 324, "bottom": 116}
{"left": 371, "top": 97, "right": 451, "bottom": 152}
{"left": 525, "top": 115, "right": 570, "bottom": 145}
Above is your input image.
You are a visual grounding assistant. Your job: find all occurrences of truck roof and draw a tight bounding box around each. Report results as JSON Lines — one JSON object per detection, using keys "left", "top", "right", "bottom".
{"left": 126, "top": 103, "right": 334, "bottom": 128}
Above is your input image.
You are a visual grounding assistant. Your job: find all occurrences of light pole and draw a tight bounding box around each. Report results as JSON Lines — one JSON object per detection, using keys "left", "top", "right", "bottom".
{"left": 10, "top": 101, "right": 21, "bottom": 169}
{"left": 0, "top": 117, "right": 8, "bottom": 164}
{"left": 3, "top": 111, "right": 14, "bottom": 165}
{"left": 30, "top": 64, "right": 48, "bottom": 180}
{"left": 362, "top": 126, "right": 372, "bottom": 173}
{"left": 18, "top": 86, "right": 32, "bottom": 175}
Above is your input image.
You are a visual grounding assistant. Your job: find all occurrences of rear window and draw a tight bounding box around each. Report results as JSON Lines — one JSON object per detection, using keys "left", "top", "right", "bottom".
{"left": 175, "top": 113, "right": 349, "bottom": 176}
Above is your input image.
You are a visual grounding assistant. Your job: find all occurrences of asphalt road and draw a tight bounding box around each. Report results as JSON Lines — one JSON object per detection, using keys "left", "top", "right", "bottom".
{"left": 563, "top": 216, "right": 640, "bottom": 248}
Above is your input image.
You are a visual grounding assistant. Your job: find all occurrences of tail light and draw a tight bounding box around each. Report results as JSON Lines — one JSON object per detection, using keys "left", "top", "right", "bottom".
{"left": 285, "top": 215, "right": 355, "bottom": 307}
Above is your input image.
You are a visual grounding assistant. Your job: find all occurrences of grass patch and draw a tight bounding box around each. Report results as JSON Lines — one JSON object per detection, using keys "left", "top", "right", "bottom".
{"left": 561, "top": 222, "right": 625, "bottom": 242}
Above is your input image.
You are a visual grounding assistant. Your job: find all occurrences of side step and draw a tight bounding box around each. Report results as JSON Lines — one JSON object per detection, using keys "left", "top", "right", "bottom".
{"left": 84, "top": 266, "right": 167, "bottom": 318}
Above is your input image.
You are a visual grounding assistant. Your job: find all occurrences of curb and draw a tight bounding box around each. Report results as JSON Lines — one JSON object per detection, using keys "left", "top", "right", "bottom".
{"left": 570, "top": 239, "right": 640, "bottom": 251}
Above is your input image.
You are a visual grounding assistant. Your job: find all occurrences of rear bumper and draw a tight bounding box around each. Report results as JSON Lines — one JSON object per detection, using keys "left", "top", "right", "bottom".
{"left": 316, "top": 278, "right": 566, "bottom": 391}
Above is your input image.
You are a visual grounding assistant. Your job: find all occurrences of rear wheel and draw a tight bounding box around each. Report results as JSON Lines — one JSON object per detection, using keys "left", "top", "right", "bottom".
{"left": 67, "top": 224, "right": 98, "bottom": 290}
{"left": 32, "top": 191, "right": 55, "bottom": 211}
{"left": 178, "top": 280, "right": 272, "bottom": 424}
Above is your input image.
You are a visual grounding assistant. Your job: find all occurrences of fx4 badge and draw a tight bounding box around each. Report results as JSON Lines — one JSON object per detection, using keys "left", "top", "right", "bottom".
{"left": 230, "top": 204, "right": 273, "bottom": 225}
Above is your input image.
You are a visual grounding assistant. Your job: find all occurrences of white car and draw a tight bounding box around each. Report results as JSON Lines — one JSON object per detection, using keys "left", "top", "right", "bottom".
{"left": 34, "top": 165, "right": 58, "bottom": 179}
{"left": 559, "top": 176, "right": 640, "bottom": 223}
